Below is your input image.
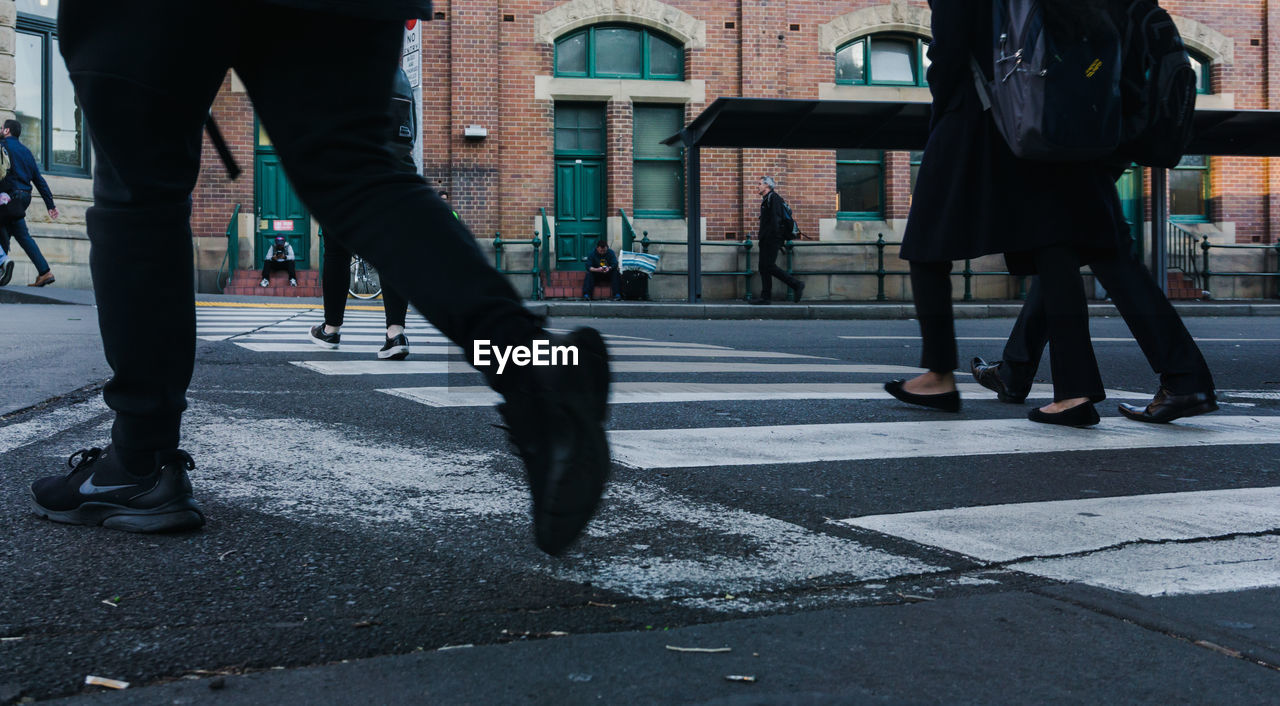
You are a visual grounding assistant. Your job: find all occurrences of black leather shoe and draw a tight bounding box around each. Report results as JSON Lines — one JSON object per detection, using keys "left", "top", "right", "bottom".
{"left": 793, "top": 282, "right": 805, "bottom": 303}
{"left": 1028, "top": 402, "right": 1099, "bottom": 427}
{"left": 884, "top": 379, "right": 961, "bottom": 413}
{"left": 1118, "top": 388, "right": 1218, "bottom": 424}
{"left": 970, "top": 357, "right": 1028, "bottom": 404}
{"left": 750, "top": 298, "right": 772, "bottom": 305}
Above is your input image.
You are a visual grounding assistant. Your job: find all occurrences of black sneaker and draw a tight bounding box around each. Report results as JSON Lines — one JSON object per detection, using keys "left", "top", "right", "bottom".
{"left": 30, "top": 447, "right": 205, "bottom": 533}
{"left": 497, "top": 328, "right": 611, "bottom": 556}
{"left": 309, "top": 323, "right": 340, "bottom": 349}
{"left": 0, "top": 259, "right": 13, "bottom": 287}
{"left": 378, "top": 333, "right": 410, "bottom": 360}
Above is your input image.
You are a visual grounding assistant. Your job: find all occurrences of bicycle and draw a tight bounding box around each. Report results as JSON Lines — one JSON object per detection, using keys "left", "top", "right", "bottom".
{"left": 348, "top": 255, "right": 382, "bottom": 299}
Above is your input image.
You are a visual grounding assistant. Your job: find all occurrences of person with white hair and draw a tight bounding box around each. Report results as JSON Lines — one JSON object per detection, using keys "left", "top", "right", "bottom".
{"left": 753, "top": 176, "right": 804, "bottom": 305}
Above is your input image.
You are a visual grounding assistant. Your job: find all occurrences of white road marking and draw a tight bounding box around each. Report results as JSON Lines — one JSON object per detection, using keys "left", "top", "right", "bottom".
{"left": 840, "top": 486, "right": 1280, "bottom": 596}
{"left": 608, "top": 415, "right": 1280, "bottom": 469}
{"left": 0, "top": 397, "right": 110, "bottom": 454}
{"left": 241, "top": 342, "right": 817, "bottom": 359}
{"left": 839, "top": 336, "right": 1280, "bottom": 344}
{"left": 382, "top": 382, "right": 1151, "bottom": 408}
{"left": 1220, "top": 390, "right": 1280, "bottom": 400}
{"left": 292, "top": 360, "right": 928, "bottom": 376}
{"left": 178, "top": 402, "right": 942, "bottom": 604}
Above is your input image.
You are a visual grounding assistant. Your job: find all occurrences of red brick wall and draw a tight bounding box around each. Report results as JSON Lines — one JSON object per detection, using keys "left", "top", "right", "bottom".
{"left": 192, "top": 73, "right": 254, "bottom": 252}
{"left": 190, "top": 0, "right": 1277, "bottom": 269}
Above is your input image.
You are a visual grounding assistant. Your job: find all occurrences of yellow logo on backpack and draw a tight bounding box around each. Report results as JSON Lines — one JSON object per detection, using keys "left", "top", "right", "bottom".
{"left": 1086, "top": 59, "right": 1103, "bottom": 78}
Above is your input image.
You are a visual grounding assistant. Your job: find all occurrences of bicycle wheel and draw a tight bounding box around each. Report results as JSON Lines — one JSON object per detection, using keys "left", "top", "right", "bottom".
{"left": 348, "top": 256, "right": 383, "bottom": 299}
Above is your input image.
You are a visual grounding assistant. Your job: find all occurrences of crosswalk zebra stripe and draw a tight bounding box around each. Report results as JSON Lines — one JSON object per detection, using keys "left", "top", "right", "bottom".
{"left": 606, "top": 415, "right": 1280, "bottom": 470}
{"left": 381, "top": 382, "right": 1153, "bottom": 408}
{"left": 242, "top": 343, "right": 819, "bottom": 359}
{"left": 291, "top": 360, "right": 928, "bottom": 376}
{"left": 839, "top": 486, "right": 1280, "bottom": 596}
{"left": 839, "top": 335, "right": 1280, "bottom": 344}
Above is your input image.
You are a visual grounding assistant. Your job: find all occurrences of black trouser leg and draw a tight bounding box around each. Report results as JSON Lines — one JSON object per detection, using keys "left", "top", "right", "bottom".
{"left": 1091, "top": 252, "right": 1214, "bottom": 394}
{"left": 321, "top": 235, "right": 351, "bottom": 327}
{"left": 758, "top": 238, "right": 800, "bottom": 300}
{"left": 232, "top": 9, "right": 541, "bottom": 386}
{"left": 909, "top": 260, "right": 957, "bottom": 374}
{"left": 59, "top": 0, "right": 231, "bottom": 452}
{"left": 582, "top": 271, "right": 597, "bottom": 296}
{"left": 285, "top": 261, "right": 297, "bottom": 280}
{"left": 1032, "top": 246, "right": 1104, "bottom": 402}
{"left": 609, "top": 269, "right": 622, "bottom": 297}
{"left": 1000, "top": 276, "right": 1048, "bottom": 393}
{"left": 381, "top": 284, "right": 409, "bottom": 329}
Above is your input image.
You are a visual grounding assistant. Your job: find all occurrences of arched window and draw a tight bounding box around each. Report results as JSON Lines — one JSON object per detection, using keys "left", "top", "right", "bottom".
{"left": 555, "top": 25, "right": 684, "bottom": 80}
{"left": 1188, "top": 52, "right": 1211, "bottom": 94}
{"left": 835, "top": 34, "right": 929, "bottom": 87}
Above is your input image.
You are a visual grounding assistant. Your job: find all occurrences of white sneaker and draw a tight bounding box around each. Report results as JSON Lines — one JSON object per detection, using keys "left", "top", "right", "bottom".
{"left": 260, "top": 278, "right": 269, "bottom": 287}
{"left": 288, "top": 278, "right": 298, "bottom": 287}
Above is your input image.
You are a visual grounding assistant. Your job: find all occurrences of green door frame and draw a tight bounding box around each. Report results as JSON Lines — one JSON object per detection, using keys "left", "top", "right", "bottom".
{"left": 253, "top": 117, "right": 312, "bottom": 269}
{"left": 1118, "top": 167, "right": 1144, "bottom": 261}
{"left": 553, "top": 103, "right": 606, "bottom": 271}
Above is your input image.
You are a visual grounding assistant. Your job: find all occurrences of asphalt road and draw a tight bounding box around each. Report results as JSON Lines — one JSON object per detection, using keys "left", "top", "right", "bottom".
{"left": 2, "top": 304, "right": 1278, "bottom": 703}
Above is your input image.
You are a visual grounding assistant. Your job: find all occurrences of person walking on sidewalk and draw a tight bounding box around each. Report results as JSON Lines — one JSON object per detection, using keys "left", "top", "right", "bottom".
{"left": 311, "top": 67, "right": 415, "bottom": 361}
{"left": 0, "top": 119, "right": 60, "bottom": 287}
{"left": 29, "top": 0, "right": 613, "bottom": 558}
{"left": 752, "top": 176, "right": 804, "bottom": 305}
{"left": 884, "top": 0, "right": 1126, "bottom": 426}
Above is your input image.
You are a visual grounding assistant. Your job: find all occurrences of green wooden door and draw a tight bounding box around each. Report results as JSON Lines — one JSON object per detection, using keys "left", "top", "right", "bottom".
{"left": 554, "top": 104, "right": 605, "bottom": 271}
{"left": 1117, "top": 168, "right": 1143, "bottom": 260}
{"left": 554, "top": 158, "right": 605, "bottom": 270}
{"left": 254, "top": 120, "right": 311, "bottom": 268}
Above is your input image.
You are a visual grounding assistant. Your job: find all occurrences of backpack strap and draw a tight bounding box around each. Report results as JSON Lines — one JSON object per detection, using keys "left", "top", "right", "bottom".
{"left": 969, "top": 56, "right": 992, "bottom": 111}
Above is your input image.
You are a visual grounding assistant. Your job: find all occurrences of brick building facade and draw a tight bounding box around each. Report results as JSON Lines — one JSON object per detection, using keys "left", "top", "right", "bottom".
{"left": 1, "top": 1, "right": 1272, "bottom": 298}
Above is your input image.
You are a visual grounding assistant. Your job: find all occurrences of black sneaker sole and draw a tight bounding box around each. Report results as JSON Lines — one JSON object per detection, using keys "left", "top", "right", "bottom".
{"left": 377, "top": 346, "right": 409, "bottom": 360}
{"left": 30, "top": 494, "right": 205, "bottom": 533}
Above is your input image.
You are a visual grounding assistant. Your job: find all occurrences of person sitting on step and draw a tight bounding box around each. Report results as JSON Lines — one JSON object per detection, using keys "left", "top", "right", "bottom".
{"left": 260, "top": 236, "right": 297, "bottom": 287}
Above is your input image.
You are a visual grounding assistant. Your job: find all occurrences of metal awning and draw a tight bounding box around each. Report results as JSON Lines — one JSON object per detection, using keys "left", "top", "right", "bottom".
{"left": 666, "top": 97, "right": 1280, "bottom": 302}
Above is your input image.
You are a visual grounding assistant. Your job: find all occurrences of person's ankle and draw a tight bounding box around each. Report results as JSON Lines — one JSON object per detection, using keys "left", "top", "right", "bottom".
{"left": 324, "top": 324, "right": 340, "bottom": 335}
{"left": 387, "top": 325, "right": 405, "bottom": 338}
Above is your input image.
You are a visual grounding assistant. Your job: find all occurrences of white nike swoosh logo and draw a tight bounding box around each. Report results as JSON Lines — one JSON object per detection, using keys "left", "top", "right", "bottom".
{"left": 79, "top": 475, "right": 138, "bottom": 495}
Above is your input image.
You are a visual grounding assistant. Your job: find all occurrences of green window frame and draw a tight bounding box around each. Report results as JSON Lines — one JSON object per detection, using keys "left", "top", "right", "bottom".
{"left": 836, "top": 149, "right": 885, "bottom": 220}
{"left": 836, "top": 34, "right": 930, "bottom": 87}
{"left": 632, "top": 105, "right": 684, "bottom": 218}
{"left": 1189, "top": 53, "right": 1211, "bottom": 95}
{"left": 1170, "top": 155, "right": 1210, "bottom": 223}
{"left": 14, "top": 13, "right": 91, "bottom": 177}
{"left": 554, "top": 104, "right": 606, "bottom": 157}
{"left": 555, "top": 25, "right": 684, "bottom": 81}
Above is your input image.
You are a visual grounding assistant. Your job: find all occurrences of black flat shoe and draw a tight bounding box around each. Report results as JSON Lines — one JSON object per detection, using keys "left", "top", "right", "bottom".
{"left": 1118, "top": 388, "right": 1218, "bottom": 424}
{"left": 970, "top": 357, "right": 1028, "bottom": 404}
{"left": 1028, "top": 402, "right": 1099, "bottom": 427}
{"left": 793, "top": 282, "right": 805, "bottom": 303}
{"left": 884, "top": 380, "right": 961, "bottom": 413}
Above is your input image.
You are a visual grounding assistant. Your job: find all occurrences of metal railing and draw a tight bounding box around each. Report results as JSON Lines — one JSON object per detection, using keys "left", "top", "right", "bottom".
{"left": 493, "top": 231, "right": 543, "bottom": 300}
{"left": 780, "top": 236, "right": 1025, "bottom": 301}
{"left": 635, "top": 231, "right": 758, "bottom": 297}
{"left": 620, "top": 209, "right": 638, "bottom": 252}
{"left": 1181, "top": 227, "right": 1280, "bottom": 298}
{"left": 215, "top": 203, "right": 241, "bottom": 293}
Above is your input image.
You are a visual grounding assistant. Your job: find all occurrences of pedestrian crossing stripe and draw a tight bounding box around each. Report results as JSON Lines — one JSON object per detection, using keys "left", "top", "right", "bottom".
{"left": 240, "top": 342, "right": 820, "bottom": 358}
{"left": 381, "top": 382, "right": 1153, "bottom": 408}
{"left": 291, "top": 360, "right": 928, "bottom": 376}
{"left": 840, "top": 486, "right": 1280, "bottom": 596}
{"left": 606, "top": 415, "right": 1280, "bottom": 470}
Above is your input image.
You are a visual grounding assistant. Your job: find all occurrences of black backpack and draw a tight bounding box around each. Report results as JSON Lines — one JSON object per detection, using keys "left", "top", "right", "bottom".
{"left": 1115, "top": 0, "right": 1197, "bottom": 168}
{"left": 971, "top": 0, "right": 1124, "bottom": 161}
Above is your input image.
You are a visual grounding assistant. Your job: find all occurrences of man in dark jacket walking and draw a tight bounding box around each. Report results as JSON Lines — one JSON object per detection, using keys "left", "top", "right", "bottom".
{"left": 0, "top": 119, "right": 60, "bottom": 287}
{"left": 29, "top": 0, "right": 612, "bottom": 558}
{"left": 753, "top": 176, "right": 804, "bottom": 305}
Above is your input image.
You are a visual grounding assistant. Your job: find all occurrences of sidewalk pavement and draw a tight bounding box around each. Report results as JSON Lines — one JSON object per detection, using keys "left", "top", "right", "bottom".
{"left": 59, "top": 586, "right": 1280, "bottom": 704}
{"left": 8, "top": 287, "right": 1280, "bottom": 319}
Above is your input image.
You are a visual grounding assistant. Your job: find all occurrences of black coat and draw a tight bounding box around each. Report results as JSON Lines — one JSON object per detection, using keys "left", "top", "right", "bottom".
{"left": 899, "top": 0, "right": 1126, "bottom": 274}
{"left": 758, "top": 191, "right": 788, "bottom": 243}
{"left": 261, "top": 0, "right": 432, "bottom": 20}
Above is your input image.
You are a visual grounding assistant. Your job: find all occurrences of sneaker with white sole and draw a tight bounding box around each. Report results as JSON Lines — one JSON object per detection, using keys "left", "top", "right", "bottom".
{"left": 30, "top": 446, "right": 205, "bottom": 533}
{"left": 377, "top": 333, "right": 410, "bottom": 360}
{"left": 309, "top": 323, "right": 340, "bottom": 349}
{"left": 288, "top": 278, "right": 297, "bottom": 287}
{"left": 260, "top": 278, "right": 269, "bottom": 287}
